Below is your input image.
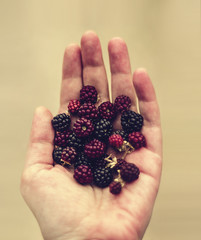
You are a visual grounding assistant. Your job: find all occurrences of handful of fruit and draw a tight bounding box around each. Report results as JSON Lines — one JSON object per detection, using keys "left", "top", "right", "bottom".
{"left": 52, "top": 85, "right": 146, "bottom": 195}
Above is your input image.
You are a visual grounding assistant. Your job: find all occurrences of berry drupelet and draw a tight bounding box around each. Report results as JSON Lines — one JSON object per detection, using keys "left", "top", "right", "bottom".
{"left": 80, "top": 85, "right": 98, "bottom": 104}
{"left": 52, "top": 113, "right": 71, "bottom": 132}
{"left": 98, "top": 101, "right": 116, "bottom": 121}
{"left": 121, "top": 110, "right": 143, "bottom": 133}
{"left": 114, "top": 95, "right": 131, "bottom": 113}
{"left": 128, "top": 132, "right": 146, "bottom": 149}
{"left": 74, "top": 165, "right": 93, "bottom": 185}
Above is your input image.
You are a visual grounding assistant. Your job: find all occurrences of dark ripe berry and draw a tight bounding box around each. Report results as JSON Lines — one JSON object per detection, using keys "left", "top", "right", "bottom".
{"left": 114, "top": 158, "right": 127, "bottom": 171}
{"left": 73, "top": 118, "right": 94, "bottom": 138}
{"left": 54, "top": 130, "right": 72, "bottom": 147}
{"left": 74, "top": 165, "right": 93, "bottom": 185}
{"left": 128, "top": 132, "right": 146, "bottom": 149}
{"left": 61, "top": 146, "right": 77, "bottom": 165}
{"left": 52, "top": 146, "right": 63, "bottom": 164}
{"left": 120, "top": 162, "right": 140, "bottom": 183}
{"left": 93, "top": 167, "right": 114, "bottom": 188}
{"left": 109, "top": 181, "right": 122, "bottom": 195}
{"left": 92, "top": 154, "right": 110, "bottom": 170}
{"left": 68, "top": 99, "right": 81, "bottom": 114}
{"left": 78, "top": 102, "right": 98, "bottom": 121}
{"left": 121, "top": 110, "right": 143, "bottom": 133}
{"left": 98, "top": 101, "right": 116, "bottom": 121}
{"left": 52, "top": 113, "right": 71, "bottom": 132}
{"left": 113, "top": 129, "right": 129, "bottom": 141}
{"left": 67, "top": 132, "right": 85, "bottom": 151}
{"left": 84, "top": 139, "right": 106, "bottom": 160}
{"left": 109, "top": 134, "right": 124, "bottom": 148}
{"left": 94, "top": 119, "right": 113, "bottom": 141}
{"left": 114, "top": 95, "right": 131, "bottom": 113}
{"left": 74, "top": 152, "right": 92, "bottom": 169}
{"left": 80, "top": 85, "right": 98, "bottom": 104}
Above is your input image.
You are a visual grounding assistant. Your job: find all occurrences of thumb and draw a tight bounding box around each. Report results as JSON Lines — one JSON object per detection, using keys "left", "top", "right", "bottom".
{"left": 24, "top": 106, "right": 54, "bottom": 169}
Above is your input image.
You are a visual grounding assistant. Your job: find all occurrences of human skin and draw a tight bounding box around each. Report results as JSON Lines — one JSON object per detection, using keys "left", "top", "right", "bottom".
{"left": 20, "top": 31, "right": 162, "bottom": 240}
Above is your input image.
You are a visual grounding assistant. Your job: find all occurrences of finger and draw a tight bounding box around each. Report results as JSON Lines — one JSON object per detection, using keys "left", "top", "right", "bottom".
{"left": 133, "top": 68, "right": 162, "bottom": 155}
{"left": 81, "top": 31, "right": 109, "bottom": 103}
{"left": 60, "top": 44, "right": 82, "bottom": 112}
{"left": 133, "top": 68, "right": 161, "bottom": 127}
{"left": 108, "top": 38, "right": 137, "bottom": 110}
{"left": 24, "top": 106, "right": 54, "bottom": 169}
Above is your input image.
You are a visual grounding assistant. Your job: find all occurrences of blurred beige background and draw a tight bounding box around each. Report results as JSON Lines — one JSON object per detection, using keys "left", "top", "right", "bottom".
{"left": 0, "top": 0, "right": 201, "bottom": 239}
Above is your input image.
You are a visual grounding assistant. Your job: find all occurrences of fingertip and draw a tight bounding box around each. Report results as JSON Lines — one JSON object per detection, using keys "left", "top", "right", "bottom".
{"left": 133, "top": 68, "right": 156, "bottom": 102}
{"left": 108, "top": 37, "right": 127, "bottom": 54}
{"left": 81, "top": 30, "right": 99, "bottom": 46}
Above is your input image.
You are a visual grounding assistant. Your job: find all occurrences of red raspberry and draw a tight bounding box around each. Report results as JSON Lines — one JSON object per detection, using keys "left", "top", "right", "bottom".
{"left": 54, "top": 130, "right": 72, "bottom": 147}
{"left": 68, "top": 99, "right": 81, "bottom": 114}
{"left": 80, "top": 85, "right": 98, "bottom": 104}
{"left": 74, "top": 165, "right": 93, "bottom": 185}
{"left": 84, "top": 139, "right": 106, "bottom": 160}
{"left": 109, "top": 134, "right": 124, "bottom": 148}
{"left": 61, "top": 146, "right": 77, "bottom": 166}
{"left": 128, "top": 132, "right": 146, "bottom": 149}
{"left": 109, "top": 181, "right": 122, "bottom": 195}
{"left": 120, "top": 162, "right": 140, "bottom": 183}
{"left": 98, "top": 101, "right": 116, "bottom": 121}
{"left": 73, "top": 117, "right": 94, "bottom": 138}
{"left": 78, "top": 102, "right": 98, "bottom": 120}
{"left": 114, "top": 95, "right": 131, "bottom": 113}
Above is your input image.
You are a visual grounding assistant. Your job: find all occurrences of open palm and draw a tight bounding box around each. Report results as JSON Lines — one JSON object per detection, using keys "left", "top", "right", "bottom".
{"left": 21, "top": 31, "right": 162, "bottom": 240}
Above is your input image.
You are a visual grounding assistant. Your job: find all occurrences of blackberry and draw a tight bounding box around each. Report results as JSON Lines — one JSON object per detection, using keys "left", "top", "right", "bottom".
{"left": 52, "top": 146, "right": 63, "bottom": 164}
{"left": 93, "top": 167, "right": 114, "bottom": 188}
{"left": 73, "top": 118, "right": 94, "bottom": 138}
{"left": 120, "top": 162, "right": 140, "bottom": 183}
{"left": 109, "top": 134, "right": 124, "bottom": 149}
{"left": 98, "top": 101, "right": 116, "bottom": 121}
{"left": 116, "top": 158, "right": 127, "bottom": 170}
{"left": 92, "top": 154, "right": 110, "bottom": 170}
{"left": 109, "top": 181, "right": 122, "bottom": 195}
{"left": 67, "top": 132, "right": 85, "bottom": 151}
{"left": 61, "top": 146, "right": 77, "bottom": 166}
{"left": 52, "top": 113, "right": 71, "bottom": 132}
{"left": 94, "top": 119, "right": 113, "bottom": 141}
{"left": 84, "top": 139, "right": 106, "bottom": 160}
{"left": 80, "top": 85, "right": 98, "bottom": 104}
{"left": 121, "top": 110, "right": 143, "bottom": 133}
{"left": 114, "top": 95, "right": 131, "bottom": 113}
{"left": 128, "top": 132, "right": 146, "bottom": 149}
{"left": 74, "top": 152, "right": 92, "bottom": 169}
{"left": 78, "top": 102, "right": 98, "bottom": 121}
{"left": 54, "top": 130, "right": 72, "bottom": 147}
{"left": 68, "top": 99, "right": 81, "bottom": 114}
{"left": 74, "top": 165, "right": 93, "bottom": 185}
{"left": 113, "top": 129, "right": 129, "bottom": 141}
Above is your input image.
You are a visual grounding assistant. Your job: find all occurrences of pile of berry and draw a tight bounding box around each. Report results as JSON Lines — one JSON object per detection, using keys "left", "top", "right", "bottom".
{"left": 52, "top": 85, "right": 146, "bottom": 195}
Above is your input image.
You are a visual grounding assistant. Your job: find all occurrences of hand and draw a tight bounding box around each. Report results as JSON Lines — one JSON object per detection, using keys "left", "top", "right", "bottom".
{"left": 21, "top": 31, "right": 162, "bottom": 240}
